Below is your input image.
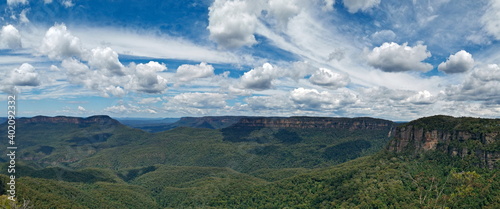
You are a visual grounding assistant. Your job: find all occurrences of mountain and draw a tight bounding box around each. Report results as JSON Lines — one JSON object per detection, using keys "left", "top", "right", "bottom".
{"left": 388, "top": 115, "right": 500, "bottom": 169}
{"left": 163, "top": 116, "right": 245, "bottom": 130}
{"left": 116, "top": 117, "right": 180, "bottom": 132}
{"left": 0, "top": 115, "right": 498, "bottom": 208}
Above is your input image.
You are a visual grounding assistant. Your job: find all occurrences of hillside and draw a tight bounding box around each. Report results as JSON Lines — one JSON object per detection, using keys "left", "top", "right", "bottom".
{"left": 388, "top": 115, "right": 500, "bottom": 169}
{"left": 0, "top": 115, "right": 498, "bottom": 208}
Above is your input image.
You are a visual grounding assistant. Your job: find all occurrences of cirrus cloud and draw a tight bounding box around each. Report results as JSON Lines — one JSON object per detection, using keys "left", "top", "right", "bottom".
{"left": 343, "top": 0, "right": 380, "bottom": 13}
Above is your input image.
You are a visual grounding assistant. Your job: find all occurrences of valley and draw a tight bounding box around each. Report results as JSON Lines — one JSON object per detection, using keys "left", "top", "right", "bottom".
{"left": 0, "top": 115, "right": 498, "bottom": 208}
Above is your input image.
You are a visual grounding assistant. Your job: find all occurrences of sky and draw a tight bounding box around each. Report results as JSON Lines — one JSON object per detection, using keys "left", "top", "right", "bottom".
{"left": 0, "top": 0, "right": 499, "bottom": 121}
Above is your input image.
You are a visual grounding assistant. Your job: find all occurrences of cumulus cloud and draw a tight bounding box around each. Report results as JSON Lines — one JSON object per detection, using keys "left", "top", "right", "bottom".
{"left": 438, "top": 50, "right": 475, "bottom": 74}
{"left": 241, "top": 63, "right": 275, "bottom": 86}
{"left": 343, "top": 0, "right": 380, "bottom": 13}
{"left": 44, "top": 0, "right": 53, "bottom": 3}
{"left": 309, "top": 68, "right": 350, "bottom": 89}
{"left": 176, "top": 62, "right": 215, "bottom": 83}
{"left": 166, "top": 92, "right": 228, "bottom": 109}
{"left": 405, "top": 90, "right": 436, "bottom": 105}
{"left": 245, "top": 95, "right": 292, "bottom": 110}
{"left": 1, "top": 24, "right": 22, "bottom": 49}
{"left": 129, "top": 61, "right": 168, "bottom": 94}
{"left": 78, "top": 106, "right": 86, "bottom": 111}
{"left": 9, "top": 63, "right": 41, "bottom": 86}
{"left": 7, "top": 0, "right": 28, "bottom": 6}
{"left": 61, "top": 58, "right": 126, "bottom": 97}
{"left": 446, "top": 64, "right": 500, "bottom": 103}
{"left": 207, "top": 0, "right": 262, "bottom": 48}
{"left": 62, "top": 58, "right": 168, "bottom": 96}
{"left": 267, "top": 0, "right": 301, "bottom": 27}
{"left": 481, "top": 0, "right": 500, "bottom": 40}
{"left": 88, "top": 47, "right": 125, "bottom": 76}
{"left": 40, "top": 24, "right": 83, "bottom": 60}
{"left": 367, "top": 42, "right": 433, "bottom": 72}
{"left": 290, "top": 88, "right": 358, "bottom": 110}
{"left": 240, "top": 63, "right": 280, "bottom": 90}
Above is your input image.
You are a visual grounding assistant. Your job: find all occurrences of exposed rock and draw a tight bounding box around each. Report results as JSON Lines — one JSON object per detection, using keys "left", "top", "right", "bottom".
{"left": 231, "top": 117, "right": 394, "bottom": 130}
{"left": 388, "top": 115, "right": 500, "bottom": 169}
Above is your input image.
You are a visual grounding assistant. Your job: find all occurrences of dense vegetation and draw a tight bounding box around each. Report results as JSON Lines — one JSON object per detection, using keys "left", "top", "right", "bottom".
{"left": 0, "top": 115, "right": 497, "bottom": 208}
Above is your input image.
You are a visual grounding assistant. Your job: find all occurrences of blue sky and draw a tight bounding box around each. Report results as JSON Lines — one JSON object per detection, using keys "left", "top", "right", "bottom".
{"left": 0, "top": 0, "right": 500, "bottom": 121}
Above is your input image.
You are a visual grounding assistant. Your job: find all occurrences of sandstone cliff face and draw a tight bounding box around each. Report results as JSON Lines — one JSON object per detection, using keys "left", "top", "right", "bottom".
{"left": 232, "top": 117, "right": 394, "bottom": 131}
{"left": 388, "top": 116, "right": 500, "bottom": 169}
{"left": 18, "top": 115, "right": 119, "bottom": 125}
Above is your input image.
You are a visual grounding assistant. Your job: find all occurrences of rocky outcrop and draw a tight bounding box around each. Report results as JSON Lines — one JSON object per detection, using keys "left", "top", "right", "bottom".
{"left": 388, "top": 115, "right": 500, "bottom": 169}
{"left": 18, "top": 115, "right": 120, "bottom": 125}
{"left": 232, "top": 117, "right": 394, "bottom": 131}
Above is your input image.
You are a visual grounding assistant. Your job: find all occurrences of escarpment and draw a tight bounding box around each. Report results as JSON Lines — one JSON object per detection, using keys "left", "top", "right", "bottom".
{"left": 231, "top": 117, "right": 394, "bottom": 130}
{"left": 388, "top": 115, "right": 500, "bottom": 169}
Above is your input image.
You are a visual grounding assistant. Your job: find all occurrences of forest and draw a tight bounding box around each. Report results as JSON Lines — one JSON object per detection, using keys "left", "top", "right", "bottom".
{"left": 0, "top": 115, "right": 498, "bottom": 208}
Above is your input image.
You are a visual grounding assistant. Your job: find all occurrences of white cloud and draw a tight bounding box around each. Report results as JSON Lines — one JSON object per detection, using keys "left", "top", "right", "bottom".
{"left": 166, "top": 92, "right": 228, "bottom": 109}
{"left": 438, "top": 50, "right": 475, "bottom": 74}
{"left": 240, "top": 63, "right": 280, "bottom": 90}
{"left": 481, "top": 0, "right": 500, "bottom": 40}
{"left": 405, "top": 90, "right": 436, "bottom": 105}
{"left": 10, "top": 63, "right": 41, "bottom": 86}
{"left": 207, "top": 0, "right": 262, "bottom": 48}
{"left": 1, "top": 24, "right": 22, "bottom": 49}
{"left": 176, "top": 62, "right": 215, "bottom": 83}
{"left": 138, "top": 97, "right": 162, "bottom": 104}
{"left": 105, "top": 104, "right": 157, "bottom": 114}
{"left": 61, "top": 58, "right": 168, "bottom": 96}
{"left": 7, "top": 0, "right": 28, "bottom": 6}
{"left": 245, "top": 95, "right": 292, "bottom": 110}
{"left": 370, "top": 30, "right": 397, "bottom": 44}
{"left": 323, "top": 0, "right": 335, "bottom": 11}
{"left": 62, "top": 0, "right": 74, "bottom": 8}
{"left": 78, "top": 106, "right": 86, "bottom": 111}
{"left": 267, "top": 0, "right": 301, "bottom": 27}
{"left": 343, "top": 0, "right": 380, "bottom": 13}
{"left": 40, "top": 24, "right": 83, "bottom": 60}
{"left": 128, "top": 61, "right": 168, "bottom": 94}
{"left": 20, "top": 9, "right": 30, "bottom": 23}
{"left": 327, "top": 48, "right": 346, "bottom": 62}
{"left": 446, "top": 64, "right": 500, "bottom": 103}
{"left": 88, "top": 47, "right": 125, "bottom": 76}
{"left": 290, "top": 88, "right": 357, "bottom": 110}
{"left": 309, "top": 68, "right": 350, "bottom": 89}
{"left": 367, "top": 42, "right": 433, "bottom": 72}
{"left": 44, "top": 0, "right": 53, "bottom": 3}
{"left": 61, "top": 58, "right": 126, "bottom": 97}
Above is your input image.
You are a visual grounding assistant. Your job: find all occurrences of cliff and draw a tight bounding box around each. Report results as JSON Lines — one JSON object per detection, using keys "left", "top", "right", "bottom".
{"left": 231, "top": 117, "right": 394, "bottom": 131}
{"left": 388, "top": 115, "right": 500, "bottom": 169}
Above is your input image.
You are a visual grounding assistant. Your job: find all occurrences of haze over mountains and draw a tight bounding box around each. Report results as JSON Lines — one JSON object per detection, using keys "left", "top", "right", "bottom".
{"left": 0, "top": 115, "right": 498, "bottom": 208}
